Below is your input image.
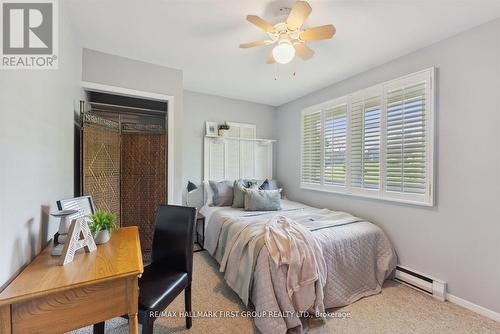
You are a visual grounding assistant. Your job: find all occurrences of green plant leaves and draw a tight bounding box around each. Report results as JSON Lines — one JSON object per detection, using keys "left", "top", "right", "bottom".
{"left": 88, "top": 210, "right": 117, "bottom": 237}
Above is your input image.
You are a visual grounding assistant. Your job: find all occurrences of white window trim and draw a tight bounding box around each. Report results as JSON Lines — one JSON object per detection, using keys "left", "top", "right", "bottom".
{"left": 300, "top": 68, "right": 436, "bottom": 207}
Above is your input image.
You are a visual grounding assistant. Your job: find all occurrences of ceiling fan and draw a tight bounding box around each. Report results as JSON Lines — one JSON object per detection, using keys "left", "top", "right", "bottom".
{"left": 240, "top": 1, "right": 336, "bottom": 64}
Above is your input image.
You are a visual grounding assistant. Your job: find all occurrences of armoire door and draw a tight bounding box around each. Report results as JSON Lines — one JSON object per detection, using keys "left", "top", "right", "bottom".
{"left": 81, "top": 116, "right": 121, "bottom": 226}
{"left": 121, "top": 133, "right": 166, "bottom": 252}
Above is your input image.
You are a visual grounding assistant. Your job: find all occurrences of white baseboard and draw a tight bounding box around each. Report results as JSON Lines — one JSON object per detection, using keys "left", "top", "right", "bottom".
{"left": 447, "top": 293, "right": 500, "bottom": 323}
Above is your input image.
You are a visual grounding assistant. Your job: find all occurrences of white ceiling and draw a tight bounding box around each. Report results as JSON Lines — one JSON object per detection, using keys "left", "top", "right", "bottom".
{"left": 65, "top": 0, "right": 500, "bottom": 106}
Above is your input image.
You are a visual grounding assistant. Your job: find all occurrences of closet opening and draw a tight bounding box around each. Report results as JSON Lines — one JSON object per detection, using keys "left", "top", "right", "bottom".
{"left": 76, "top": 90, "right": 168, "bottom": 256}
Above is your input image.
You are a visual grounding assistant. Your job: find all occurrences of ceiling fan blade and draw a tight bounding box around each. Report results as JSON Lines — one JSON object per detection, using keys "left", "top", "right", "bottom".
{"left": 286, "top": 1, "right": 312, "bottom": 30}
{"left": 239, "top": 40, "right": 273, "bottom": 48}
{"left": 247, "top": 15, "right": 275, "bottom": 33}
{"left": 299, "top": 24, "right": 336, "bottom": 41}
{"left": 294, "top": 43, "right": 314, "bottom": 60}
{"left": 266, "top": 53, "right": 275, "bottom": 64}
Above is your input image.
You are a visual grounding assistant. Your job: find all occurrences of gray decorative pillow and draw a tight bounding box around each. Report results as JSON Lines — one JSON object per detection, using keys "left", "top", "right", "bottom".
{"left": 244, "top": 189, "right": 282, "bottom": 211}
{"left": 259, "top": 179, "right": 279, "bottom": 190}
{"left": 209, "top": 180, "right": 234, "bottom": 206}
{"left": 232, "top": 179, "right": 258, "bottom": 208}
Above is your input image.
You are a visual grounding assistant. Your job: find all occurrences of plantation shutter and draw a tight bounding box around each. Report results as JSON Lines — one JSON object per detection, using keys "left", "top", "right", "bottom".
{"left": 323, "top": 104, "right": 347, "bottom": 186}
{"left": 226, "top": 126, "right": 241, "bottom": 180}
{"left": 300, "top": 68, "right": 433, "bottom": 206}
{"left": 302, "top": 111, "right": 322, "bottom": 185}
{"left": 385, "top": 82, "right": 427, "bottom": 194}
{"left": 350, "top": 95, "right": 381, "bottom": 190}
{"left": 227, "top": 122, "right": 256, "bottom": 179}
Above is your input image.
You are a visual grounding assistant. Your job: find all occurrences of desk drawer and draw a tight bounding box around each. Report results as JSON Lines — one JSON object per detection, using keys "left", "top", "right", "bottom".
{"left": 12, "top": 278, "right": 128, "bottom": 334}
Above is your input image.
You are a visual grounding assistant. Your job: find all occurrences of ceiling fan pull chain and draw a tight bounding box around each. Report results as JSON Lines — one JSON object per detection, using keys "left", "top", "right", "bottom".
{"left": 274, "top": 63, "right": 279, "bottom": 81}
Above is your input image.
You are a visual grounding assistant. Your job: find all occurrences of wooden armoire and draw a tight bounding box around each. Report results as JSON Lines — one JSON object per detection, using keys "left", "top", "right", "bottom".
{"left": 78, "top": 92, "right": 168, "bottom": 253}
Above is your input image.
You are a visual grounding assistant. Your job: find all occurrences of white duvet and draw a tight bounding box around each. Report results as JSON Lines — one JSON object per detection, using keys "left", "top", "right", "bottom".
{"left": 201, "top": 200, "right": 397, "bottom": 334}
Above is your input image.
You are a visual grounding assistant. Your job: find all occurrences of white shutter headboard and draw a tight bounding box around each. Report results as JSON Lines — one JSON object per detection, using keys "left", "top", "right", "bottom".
{"left": 203, "top": 123, "right": 274, "bottom": 181}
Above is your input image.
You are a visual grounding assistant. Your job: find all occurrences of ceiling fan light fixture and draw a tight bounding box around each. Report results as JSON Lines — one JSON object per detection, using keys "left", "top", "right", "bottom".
{"left": 272, "top": 40, "right": 295, "bottom": 64}
{"left": 240, "top": 1, "right": 335, "bottom": 64}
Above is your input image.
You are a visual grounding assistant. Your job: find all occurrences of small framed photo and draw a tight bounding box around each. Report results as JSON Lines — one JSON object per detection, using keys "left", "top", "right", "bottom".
{"left": 206, "top": 121, "right": 218, "bottom": 137}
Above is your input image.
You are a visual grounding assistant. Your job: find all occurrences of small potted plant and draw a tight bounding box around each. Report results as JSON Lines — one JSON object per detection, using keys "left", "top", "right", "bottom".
{"left": 218, "top": 122, "right": 230, "bottom": 137}
{"left": 88, "top": 210, "right": 117, "bottom": 244}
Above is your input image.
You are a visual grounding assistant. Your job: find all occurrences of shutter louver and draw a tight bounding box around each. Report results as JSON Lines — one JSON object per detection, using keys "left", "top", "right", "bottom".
{"left": 302, "top": 111, "right": 322, "bottom": 185}
{"left": 364, "top": 97, "right": 381, "bottom": 189}
{"left": 226, "top": 126, "right": 240, "bottom": 180}
{"left": 386, "top": 82, "right": 427, "bottom": 194}
{"left": 351, "top": 100, "right": 363, "bottom": 188}
{"left": 350, "top": 96, "right": 381, "bottom": 190}
{"left": 324, "top": 104, "right": 347, "bottom": 186}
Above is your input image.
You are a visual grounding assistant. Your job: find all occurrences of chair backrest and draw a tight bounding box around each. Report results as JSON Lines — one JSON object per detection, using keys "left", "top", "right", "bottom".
{"left": 57, "top": 196, "right": 96, "bottom": 224}
{"left": 152, "top": 205, "right": 196, "bottom": 278}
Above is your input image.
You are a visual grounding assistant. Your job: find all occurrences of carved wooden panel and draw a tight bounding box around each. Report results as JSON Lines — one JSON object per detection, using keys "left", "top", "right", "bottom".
{"left": 82, "top": 123, "right": 121, "bottom": 226}
{"left": 121, "top": 133, "right": 166, "bottom": 251}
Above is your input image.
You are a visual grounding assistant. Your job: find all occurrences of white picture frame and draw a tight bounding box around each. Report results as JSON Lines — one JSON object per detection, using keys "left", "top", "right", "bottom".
{"left": 206, "top": 121, "right": 218, "bottom": 137}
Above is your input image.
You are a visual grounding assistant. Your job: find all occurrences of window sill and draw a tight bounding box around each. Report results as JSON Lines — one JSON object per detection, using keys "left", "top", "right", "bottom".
{"left": 300, "top": 184, "right": 434, "bottom": 207}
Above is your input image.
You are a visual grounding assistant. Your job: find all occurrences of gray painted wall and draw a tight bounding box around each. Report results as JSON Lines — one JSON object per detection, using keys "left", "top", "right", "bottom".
{"left": 1, "top": 10, "right": 497, "bottom": 318}
{"left": 81, "top": 48, "right": 184, "bottom": 204}
{"left": 275, "top": 18, "right": 500, "bottom": 313}
{"left": 0, "top": 9, "right": 83, "bottom": 286}
{"left": 182, "top": 90, "right": 277, "bottom": 189}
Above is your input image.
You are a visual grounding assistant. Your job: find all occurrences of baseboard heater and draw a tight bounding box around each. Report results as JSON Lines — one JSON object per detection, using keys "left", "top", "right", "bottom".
{"left": 394, "top": 265, "right": 446, "bottom": 301}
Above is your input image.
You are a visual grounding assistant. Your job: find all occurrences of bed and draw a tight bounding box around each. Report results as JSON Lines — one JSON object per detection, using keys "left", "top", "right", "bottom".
{"left": 200, "top": 199, "right": 397, "bottom": 334}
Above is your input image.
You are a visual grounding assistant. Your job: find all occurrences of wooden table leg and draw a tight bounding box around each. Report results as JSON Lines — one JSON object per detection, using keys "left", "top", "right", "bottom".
{"left": 0, "top": 305, "right": 12, "bottom": 334}
{"left": 129, "top": 314, "right": 138, "bottom": 334}
{"left": 127, "top": 276, "right": 139, "bottom": 334}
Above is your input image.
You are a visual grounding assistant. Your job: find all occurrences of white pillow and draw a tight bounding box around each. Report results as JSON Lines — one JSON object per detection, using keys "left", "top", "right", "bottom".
{"left": 203, "top": 180, "right": 214, "bottom": 206}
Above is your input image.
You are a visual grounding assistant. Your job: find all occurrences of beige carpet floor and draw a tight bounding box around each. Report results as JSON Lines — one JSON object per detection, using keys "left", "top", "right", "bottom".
{"left": 70, "top": 251, "right": 500, "bottom": 334}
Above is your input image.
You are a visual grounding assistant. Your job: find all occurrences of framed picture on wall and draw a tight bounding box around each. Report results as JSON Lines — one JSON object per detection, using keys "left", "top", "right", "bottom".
{"left": 206, "top": 121, "right": 218, "bottom": 137}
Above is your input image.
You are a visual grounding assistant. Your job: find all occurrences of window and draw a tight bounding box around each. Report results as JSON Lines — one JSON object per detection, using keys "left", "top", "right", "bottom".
{"left": 301, "top": 111, "right": 321, "bottom": 184}
{"left": 301, "top": 68, "right": 434, "bottom": 206}
{"left": 350, "top": 91, "right": 382, "bottom": 192}
{"left": 324, "top": 103, "right": 347, "bottom": 186}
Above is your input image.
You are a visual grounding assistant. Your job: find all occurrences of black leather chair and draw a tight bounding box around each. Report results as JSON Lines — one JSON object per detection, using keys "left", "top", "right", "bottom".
{"left": 138, "top": 205, "right": 196, "bottom": 334}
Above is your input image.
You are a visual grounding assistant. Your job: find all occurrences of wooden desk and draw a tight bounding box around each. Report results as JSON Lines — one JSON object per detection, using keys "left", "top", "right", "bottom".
{"left": 0, "top": 227, "right": 143, "bottom": 334}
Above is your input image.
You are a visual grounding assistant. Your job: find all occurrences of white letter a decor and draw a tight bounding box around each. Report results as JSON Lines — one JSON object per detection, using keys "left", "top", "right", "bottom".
{"left": 59, "top": 219, "right": 97, "bottom": 266}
